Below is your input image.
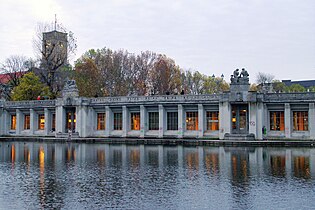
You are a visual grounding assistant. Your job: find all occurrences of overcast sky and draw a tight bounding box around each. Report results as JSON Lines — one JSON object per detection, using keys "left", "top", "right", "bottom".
{"left": 1, "top": 0, "right": 314, "bottom": 83}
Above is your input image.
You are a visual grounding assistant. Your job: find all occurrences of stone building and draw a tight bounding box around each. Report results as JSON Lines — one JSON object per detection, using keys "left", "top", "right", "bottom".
{"left": 0, "top": 68, "right": 314, "bottom": 140}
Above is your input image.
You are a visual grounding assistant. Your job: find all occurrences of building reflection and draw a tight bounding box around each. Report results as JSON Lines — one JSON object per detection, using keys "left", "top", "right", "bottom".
{"left": 270, "top": 155, "right": 286, "bottom": 177}
{"left": 65, "top": 145, "right": 76, "bottom": 162}
{"left": 293, "top": 155, "right": 310, "bottom": 179}
{"left": 129, "top": 148, "right": 140, "bottom": 167}
{"left": 97, "top": 149, "right": 106, "bottom": 166}
{"left": 205, "top": 152, "right": 219, "bottom": 175}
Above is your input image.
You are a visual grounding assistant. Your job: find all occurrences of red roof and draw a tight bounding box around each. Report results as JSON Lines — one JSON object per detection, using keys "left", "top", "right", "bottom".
{"left": 0, "top": 72, "right": 25, "bottom": 84}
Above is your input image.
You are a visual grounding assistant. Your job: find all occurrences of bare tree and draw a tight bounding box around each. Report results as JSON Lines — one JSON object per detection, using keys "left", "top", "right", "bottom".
{"left": 256, "top": 72, "right": 275, "bottom": 84}
{"left": 1, "top": 55, "right": 29, "bottom": 86}
{"left": 33, "top": 22, "right": 77, "bottom": 98}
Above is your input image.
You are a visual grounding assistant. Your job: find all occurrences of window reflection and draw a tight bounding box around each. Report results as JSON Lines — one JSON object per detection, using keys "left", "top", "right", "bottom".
{"left": 270, "top": 155, "right": 286, "bottom": 177}
{"left": 205, "top": 153, "right": 219, "bottom": 175}
{"left": 293, "top": 156, "right": 310, "bottom": 179}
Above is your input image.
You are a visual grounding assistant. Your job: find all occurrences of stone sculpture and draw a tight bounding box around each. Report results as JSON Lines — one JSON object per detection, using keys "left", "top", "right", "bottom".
{"left": 230, "top": 68, "right": 249, "bottom": 84}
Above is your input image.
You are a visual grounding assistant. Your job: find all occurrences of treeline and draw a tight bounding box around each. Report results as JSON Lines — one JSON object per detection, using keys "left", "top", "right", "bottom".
{"left": 74, "top": 48, "right": 229, "bottom": 97}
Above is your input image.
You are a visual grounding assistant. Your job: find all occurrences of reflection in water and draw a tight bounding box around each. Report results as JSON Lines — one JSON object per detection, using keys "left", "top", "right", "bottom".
{"left": 270, "top": 155, "right": 286, "bottom": 177}
{"left": 293, "top": 156, "right": 310, "bottom": 179}
{"left": 0, "top": 142, "right": 314, "bottom": 209}
{"left": 205, "top": 153, "right": 219, "bottom": 176}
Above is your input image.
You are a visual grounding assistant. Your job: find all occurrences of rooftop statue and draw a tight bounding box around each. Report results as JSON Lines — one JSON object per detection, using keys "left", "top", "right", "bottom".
{"left": 230, "top": 68, "right": 249, "bottom": 85}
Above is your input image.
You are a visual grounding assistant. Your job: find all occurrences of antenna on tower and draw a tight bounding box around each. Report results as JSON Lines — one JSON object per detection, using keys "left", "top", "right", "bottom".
{"left": 54, "top": 14, "right": 57, "bottom": 31}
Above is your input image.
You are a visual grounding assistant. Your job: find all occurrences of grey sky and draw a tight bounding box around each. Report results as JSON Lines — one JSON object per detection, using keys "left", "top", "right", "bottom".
{"left": 1, "top": 0, "right": 314, "bottom": 83}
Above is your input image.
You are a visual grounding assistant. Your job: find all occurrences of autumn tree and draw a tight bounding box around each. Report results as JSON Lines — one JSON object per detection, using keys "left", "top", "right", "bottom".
{"left": 11, "top": 72, "right": 51, "bottom": 101}
{"left": 74, "top": 57, "right": 102, "bottom": 97}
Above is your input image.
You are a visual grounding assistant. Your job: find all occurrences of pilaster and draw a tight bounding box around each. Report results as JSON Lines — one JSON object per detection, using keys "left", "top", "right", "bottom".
{"left": 56, "top": 106, "right": 66, "bottom": 133}
{"left": 219, "top": 102, "right": 230, "bottom": 139}
{"left": 178, "top": 104, "right": 184, "bottom": 138}
{"left": 122, "top": 106, "right": 128, "bottom": 137}
{"left": 158, "top": 105, "right": 164, "bottom": 138}
{"left": 30, "top": 109, "right": 35, "bottom": 134}
{"left": 140, "top": 105, "right": 146, "bottom": 138}
{"left": 105, "top": 106, "right": 112, "bottom": 137}
{"left": 16, "top": 109, "right": 22, "bottom": 135}
{"left": 285, "top": 103, "right": 291, "bottom": 138}
{"left": 44, "top": 108, "right": 50, "bottom": 135}
{"left": 309, "top": 103, "right": 315, "bottom": 139}
{"left": 198, "top": 104, "right": 204, "bottom": 138}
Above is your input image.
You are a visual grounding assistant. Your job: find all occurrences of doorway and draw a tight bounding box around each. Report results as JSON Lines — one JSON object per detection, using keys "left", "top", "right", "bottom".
{"left": 231, "top": 104, "right": 248, "bottom": 134}
{"left": 65, "top": 108, "right": 76, "bottom": 133}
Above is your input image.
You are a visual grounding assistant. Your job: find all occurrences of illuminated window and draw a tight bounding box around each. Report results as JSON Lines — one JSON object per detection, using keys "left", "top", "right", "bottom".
{"left": 167, "top": 112, "right": 178, "bottom": 130}
{"left": 24, "top": 115, "right": 30, "bottom": 130}
{"left": 149, "top": 112, "right": 159, "bottom": 130}
{"left": 293, "top": 111, "right": 308, "bottom": 131}
{"left": 11, "top": 115, "right": 16, "bottom": 130}
{"left": 114, "top": 113, "right": 122, "bottom": 130}
{"left": 270, "top": 111, "right": 284, "bottom": 131}
{"left": 131, "top": 112, "right": 140, "bottom": 130}
{"left": 97, "top": 113, "right": 106, "bottom": 130}
{"left": 38, "top": 114, "right": 45, "bottom": 130}
{"left": 186, "top": 112, "right": 198, "bottom": 130}
{"left": 206, "top": 111, "right": 219, "bottom": 131}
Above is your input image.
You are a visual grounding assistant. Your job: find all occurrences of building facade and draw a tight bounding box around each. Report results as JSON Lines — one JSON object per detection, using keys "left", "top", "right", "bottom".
{"left": 0, "top": 70, "right": 315, "bottom": 140}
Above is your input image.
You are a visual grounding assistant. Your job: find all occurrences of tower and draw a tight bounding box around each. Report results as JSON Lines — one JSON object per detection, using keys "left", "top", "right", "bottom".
{"left": 42, "top": 29, "right": 68, "bottom": 69}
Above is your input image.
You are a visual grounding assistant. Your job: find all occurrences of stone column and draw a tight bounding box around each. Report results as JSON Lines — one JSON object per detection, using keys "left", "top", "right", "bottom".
{"left": 285, "top": 103, "right": 291, "bottom": 138}
{"left": 178, "top": 104, "right": 184, "bottom": 138}
{"left": 248, "top": 102, "right": 257, "bottom": 137}
{"left": 44, "top": 108, "right": 50, "bottom": 135}
{"left": 140, "top": 105, "right": 146, "bottom": 138}
{"left": 158, "top": 105, "right": 164, "bottom": 138}
{"left": 219, "top": 101, "right": 230, "bottom": 139}
{"left": 16, "top": 109, "right": 22, "bottom": 135}
{"left": 56, "top": 106, "right": 66, "bottom": 133}
{"left": 309, "top": 103, "right": 315, "bottom": 139}
{"left": 256, "top": 102, "right": 264, "bottom": 140}
{"left": 105, "top": 106, "right": 112, "bottom": 137}
{"left": 198, "top": 104, "right": 204, "bottom": 138}
{"left": 79, "top": 106, "right": 89, "bottom": 137}
{"left": 0, "top": 109, "right": 6, "bottom": 135}
{"left": 122, "top": 106, "right": 128, "bottom": 137}
{"left": 29, "top": 109, "right": 35, "bottom": 134}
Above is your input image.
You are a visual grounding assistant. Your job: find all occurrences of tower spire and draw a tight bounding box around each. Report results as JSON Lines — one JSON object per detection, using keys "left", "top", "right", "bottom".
{"left": 54, "top": 14, "right": 57, "bottom": 31}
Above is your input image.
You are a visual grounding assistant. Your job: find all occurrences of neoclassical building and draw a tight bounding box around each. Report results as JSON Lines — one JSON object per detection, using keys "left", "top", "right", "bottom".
{"left": 0, "top": 70, "right": 314, "bottom": 140}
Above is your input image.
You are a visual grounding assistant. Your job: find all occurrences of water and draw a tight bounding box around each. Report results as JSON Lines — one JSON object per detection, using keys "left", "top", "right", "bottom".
{"left": 0, "top": 142, "right": 314, "bottom": 209}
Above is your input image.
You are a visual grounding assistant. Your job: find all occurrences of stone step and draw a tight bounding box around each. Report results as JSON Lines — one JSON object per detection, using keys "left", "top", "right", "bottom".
{"left": 224, "top": 133, "right": 255, "bottom": 141}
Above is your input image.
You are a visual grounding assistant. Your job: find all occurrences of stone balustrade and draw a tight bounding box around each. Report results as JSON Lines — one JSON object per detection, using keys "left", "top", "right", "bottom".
{"left": 90, "top": 94, "right": 220, "bottom": 105}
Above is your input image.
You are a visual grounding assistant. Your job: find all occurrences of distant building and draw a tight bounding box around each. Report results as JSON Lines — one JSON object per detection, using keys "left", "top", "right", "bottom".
{"left": 282, "top": 80, "right": 315, "bottom": 90}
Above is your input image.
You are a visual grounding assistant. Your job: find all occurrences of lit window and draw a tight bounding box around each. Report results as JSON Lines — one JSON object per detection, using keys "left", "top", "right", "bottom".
{"left": 186, "top": 112, "right": 198, "bottom": 130}
{"left": 131, "top": 112, "right": 140, "bottom": 130}
{"left": 149, "top": 112, "right": 159, "bottom": 130}
{"left": 97, "top": 113, "right": 106, "bottom": 130}
{"left": 114, "top": 113, "right": 122, "bottom": 130}
{"left": 167, "top": 112, "right": 178, "bottom": 130}
{"left": 11, "top": 115, "right": 16, "bottom": 130}
{"left": 293, "top": 111, "right": 308, "bottom": 131}
{"left": 38, "top": 114, "right": 45, "bottom": 130}
{"left": 206, "top": 111, "right": 219, "bottom": 131}
{"left": 270, "top": 111, "right": 284, "bottom": 131}
{"left": 24, "top": 115, "right": 30, "bottom": 130}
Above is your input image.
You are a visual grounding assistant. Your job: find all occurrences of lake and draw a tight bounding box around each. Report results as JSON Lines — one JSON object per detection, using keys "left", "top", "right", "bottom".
{"left": 0, "top": 141, "right": 314, "bottom": 209}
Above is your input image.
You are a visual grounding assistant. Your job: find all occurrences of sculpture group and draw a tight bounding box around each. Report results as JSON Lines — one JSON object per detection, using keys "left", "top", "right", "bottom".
{"left": 230, "top": 68, "right": 249, "bottom": 84}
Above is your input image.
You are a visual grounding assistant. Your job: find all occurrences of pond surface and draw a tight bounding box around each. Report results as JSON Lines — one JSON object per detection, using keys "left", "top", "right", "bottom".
{"left": 0, "top": 141, "right": 314, "bottom": 209}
